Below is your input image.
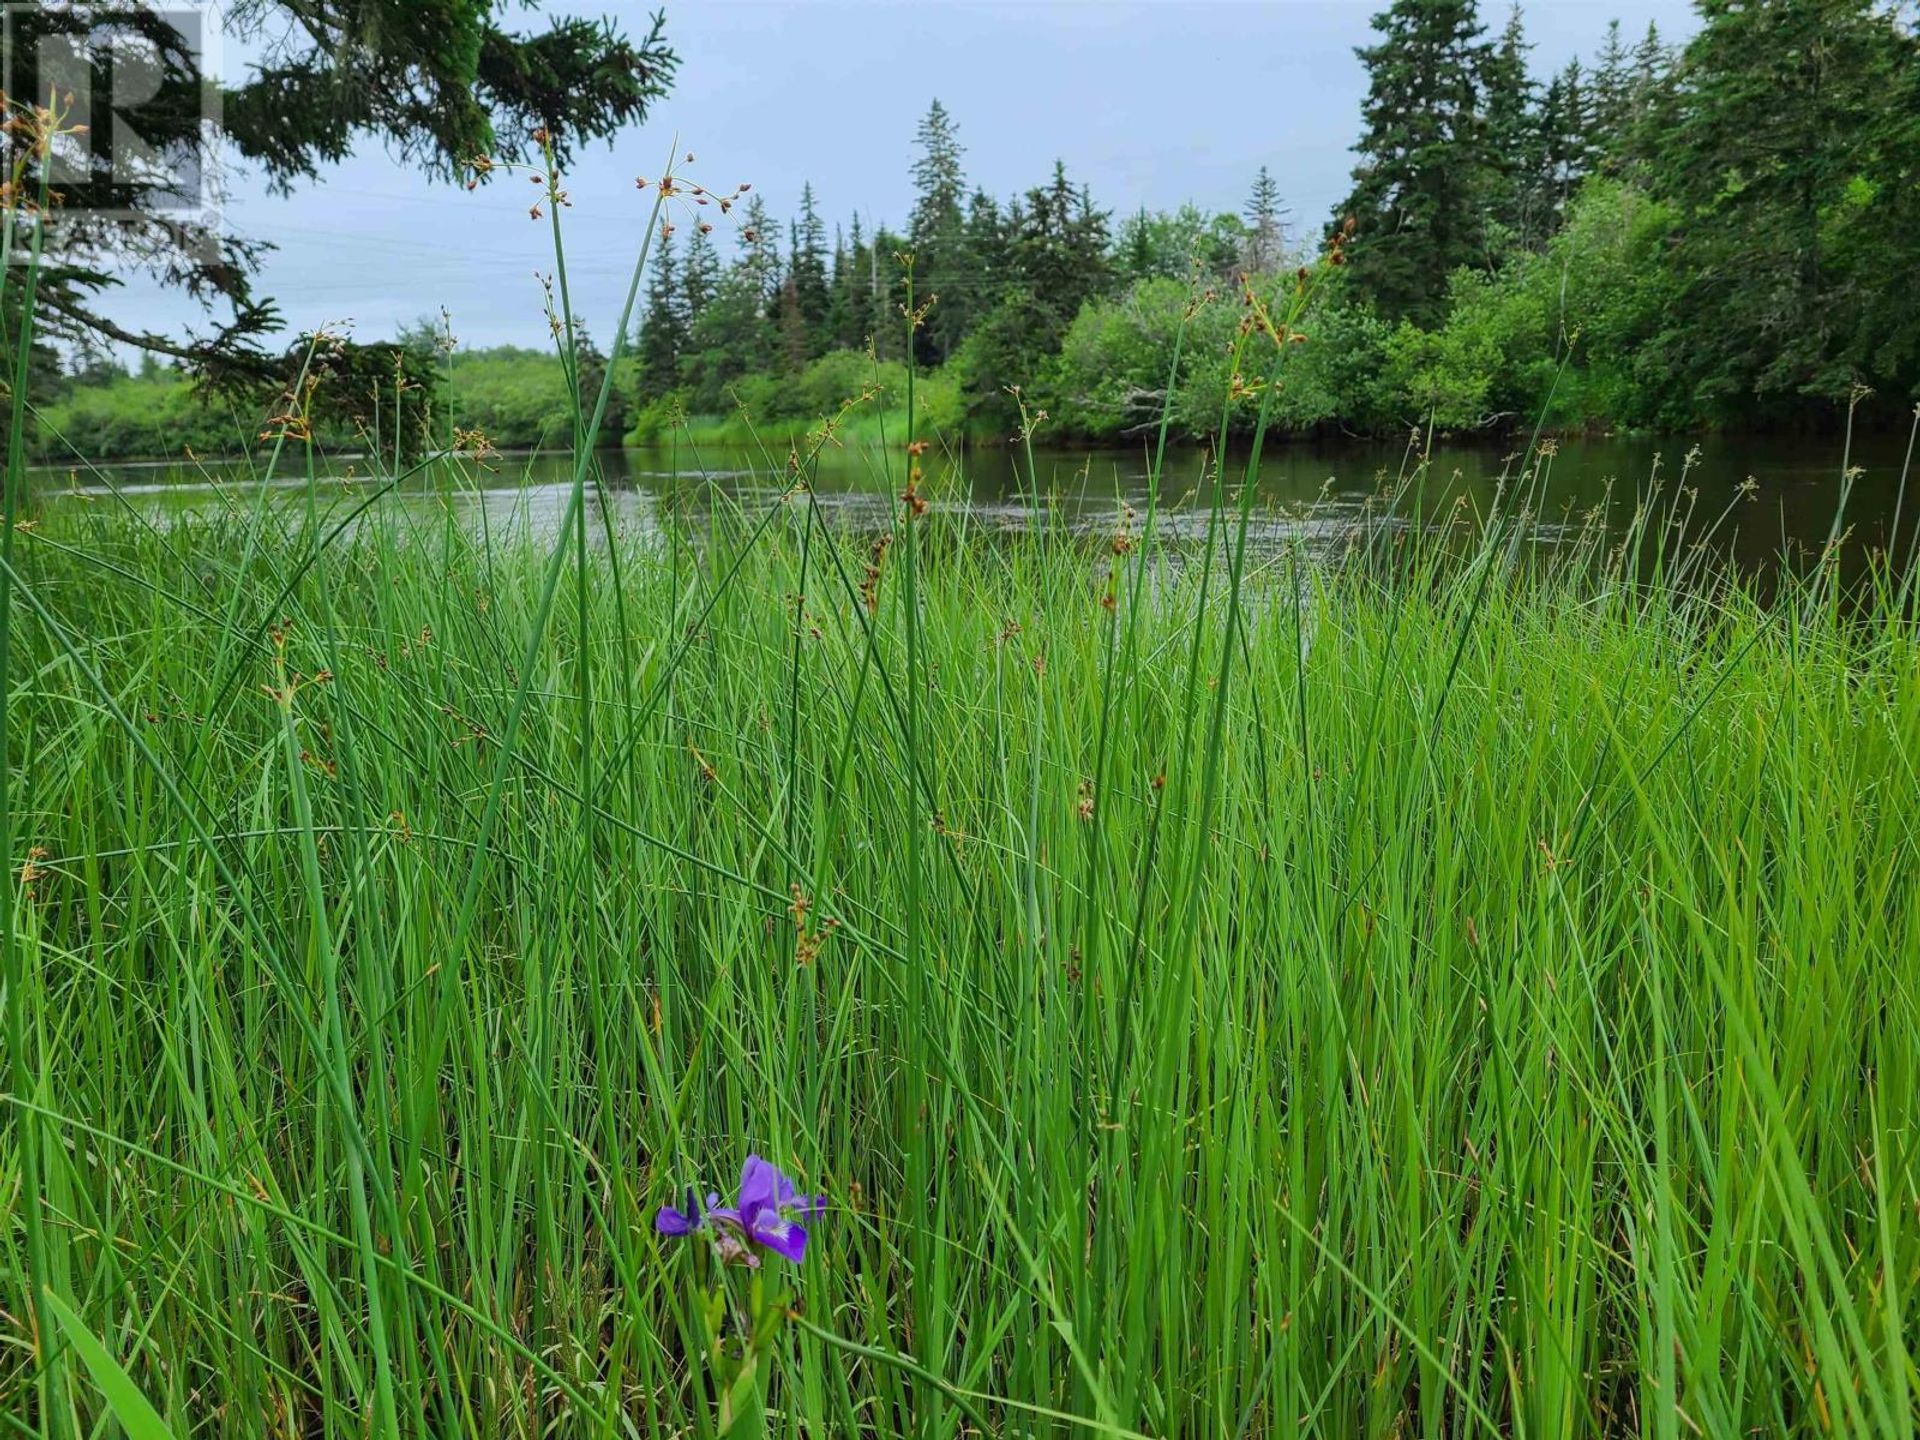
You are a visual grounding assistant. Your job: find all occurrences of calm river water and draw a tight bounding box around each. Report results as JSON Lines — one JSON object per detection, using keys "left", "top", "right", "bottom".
{"left": 39, "top": 430, "right": 1920, "bottom": 579}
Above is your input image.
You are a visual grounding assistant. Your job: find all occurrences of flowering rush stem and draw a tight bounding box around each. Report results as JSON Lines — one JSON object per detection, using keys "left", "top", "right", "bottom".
{"left": 657, "top": 1155, "right": 825, "bottom": 1436}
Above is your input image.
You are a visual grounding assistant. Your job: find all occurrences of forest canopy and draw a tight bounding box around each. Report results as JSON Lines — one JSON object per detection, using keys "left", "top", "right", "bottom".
{"left": 617, "top": 0, "right": 1920, "bottom": 442}
{"left": 34, "top": 0, "right": 1920, "bottom": 459}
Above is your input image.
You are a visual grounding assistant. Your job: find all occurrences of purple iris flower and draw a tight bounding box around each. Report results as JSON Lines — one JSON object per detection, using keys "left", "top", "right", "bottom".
{"left": 655, "top": 1185, "right": 704, "bottom": 1238}
{"left": 655, "top": 1155, "right": 826, "bottom": 1265}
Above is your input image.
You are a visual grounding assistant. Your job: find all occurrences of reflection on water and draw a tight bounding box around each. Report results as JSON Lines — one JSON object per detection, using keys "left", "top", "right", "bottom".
{"left": 34, "top": 430, "right": 1920, "bottom": 578}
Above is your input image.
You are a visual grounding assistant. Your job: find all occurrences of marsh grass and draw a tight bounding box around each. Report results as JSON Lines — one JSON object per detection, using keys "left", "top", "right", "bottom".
{"left": 4, "top": 139, "right": 1920, "bottom": 1440}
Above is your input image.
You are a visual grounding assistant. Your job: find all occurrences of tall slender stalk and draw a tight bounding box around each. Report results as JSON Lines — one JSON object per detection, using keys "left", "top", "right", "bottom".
{"left": 1, "top": 135, "right": 65, "bottom": 1440}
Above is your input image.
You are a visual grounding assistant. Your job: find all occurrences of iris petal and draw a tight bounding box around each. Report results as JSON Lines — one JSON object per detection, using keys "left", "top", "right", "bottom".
{"left": 749, "top": 1214, "right": 808, "bottom": 1263}
{"left": 654, "top": 1205, "right": 697, "bottom": 1236}
{"left": 678, "top": 1156, "right": 821, "bottom": 1262}
{"left": 737, "top": 1154, "right": 781, "bottom": 1216}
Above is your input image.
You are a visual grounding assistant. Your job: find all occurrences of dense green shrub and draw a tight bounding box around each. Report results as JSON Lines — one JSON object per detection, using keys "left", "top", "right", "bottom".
{"left": 1382, "top": 180, "right": 1682, "bottom": 432}
{"left": 627, "top": 347, "right": 962, "bottom": 447}
{"left": 1051, "top": 274, "right": 1394, "bottom": 441}
{"left": 35, "top": 372, "right": 263, "bottom": 460}
{"left": 445, "top": 346, "right": 595, "bottom": 451}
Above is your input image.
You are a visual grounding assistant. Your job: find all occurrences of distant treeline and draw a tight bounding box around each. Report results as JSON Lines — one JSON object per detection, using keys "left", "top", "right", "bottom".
{"left": 625, "top": 0, "right": 1920, "bottom": 440}
{"left": 34, "top": 0, "right": 1920, "bottom": 462}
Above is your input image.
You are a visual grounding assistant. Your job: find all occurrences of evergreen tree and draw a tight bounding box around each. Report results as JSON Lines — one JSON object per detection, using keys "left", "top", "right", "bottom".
{"left": 1120, "top": 208, "right": 1158, "bottom": 283}
{"left": 682, "top": 227, "right": 721, "bottom": 329}
{"left": 824, "top": 227, "right": 854, "bottom": 354}
{"left": 683, "top": 267, "right": 769, "bottom": 412}
{"left": 681, "top": 207, "right": 782, "bottom": 410}
{"left": 568, "top": 322, "right": 629, "bottom": 440}
{"left": 791, "top": 182, "right": 833, "bottom": 353}
{"left": 1631, "top": 21, "right": 1669, "bottom": 101}
{"left": 909, "top": 99, "right": 971, "bottom": 363}
{"left": 1482, "top": 4, "right": 1542, "bottom": 254}
{"left": 910, "top": 101, "right": 968, "bottom": 232}
{"left": 737, "top": 194, "right": 783, "bottom": 305}
{"left": 1009, "top": 167, "right": 1112, "bottom": 315}
{"left": 1333, "top": 0, "right": 1500, "bottom": 323}
{"left": 0, "top": 3, "right": 678, "bottom": 383}
{"left": 1589, "top": 19, "right": 1632, "bottom": 155}
{"left": 1074, "top": 182, "right": 1114, "bottom": 281}
{"left": 868, "top": 224, "right": 911, "bottom": 362}
{"left": 1242, "top": 166, "right": 1288, "bottom": 273}
{"left": 1533, "top": 59, "right": 1595, "bottom": 235}
{"left": 777, "top": 268, "right": 810, "bottom": 372}
{"left": 832, "top": 215, "right": 872, "bottom": 352}
{"left": 635, "top": 235, "right": 685, "bottom": 398}
{"left": 1118, "top": 205, "right": 1247, "bottom": 283}
{"left": 958, "top": 162, "right": 1111, "bottom": 426}
{"left": 1650, "top": 0, "right": 1920, "bottom": 409}
{"left": 961, "top": 188, "right": 1009, "bottom": 323}
{"left": 1614, "top": 22, "right": 1677, "bottom": 176}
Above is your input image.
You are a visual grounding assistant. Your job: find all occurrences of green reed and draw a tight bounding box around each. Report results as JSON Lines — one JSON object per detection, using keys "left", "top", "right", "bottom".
{"left": 3, "top": 137, "right": 1919, "bottom": 1440}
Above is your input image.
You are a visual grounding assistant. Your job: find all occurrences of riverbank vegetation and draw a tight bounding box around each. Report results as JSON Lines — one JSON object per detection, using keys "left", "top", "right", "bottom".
{"left": 31, "top": 0, "right": 1920, "bottom": 465}
{"left": 8, "top": 426, "right": 1920, "bottom": 1436}
{"left": 625, "top": 0, "right": 1919, "bottom": 441}
{"left": 6, "top": 6, "right": 1920, "bottom": 1437}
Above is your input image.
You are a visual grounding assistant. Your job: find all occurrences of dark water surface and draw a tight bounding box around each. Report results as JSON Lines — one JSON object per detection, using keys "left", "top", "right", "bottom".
{"left": 40, "top": 430, "right": 1920, "bottom": 578}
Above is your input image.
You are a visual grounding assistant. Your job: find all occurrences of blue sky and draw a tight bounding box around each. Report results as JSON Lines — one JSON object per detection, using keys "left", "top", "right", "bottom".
{"left": 118, "top": 0, "right": 1700, "bottom": 354}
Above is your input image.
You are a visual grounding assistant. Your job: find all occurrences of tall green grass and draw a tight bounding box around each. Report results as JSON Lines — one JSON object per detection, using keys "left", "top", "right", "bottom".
{"left": 4, "top": 137, "right": 1919, "bottom": 1439}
